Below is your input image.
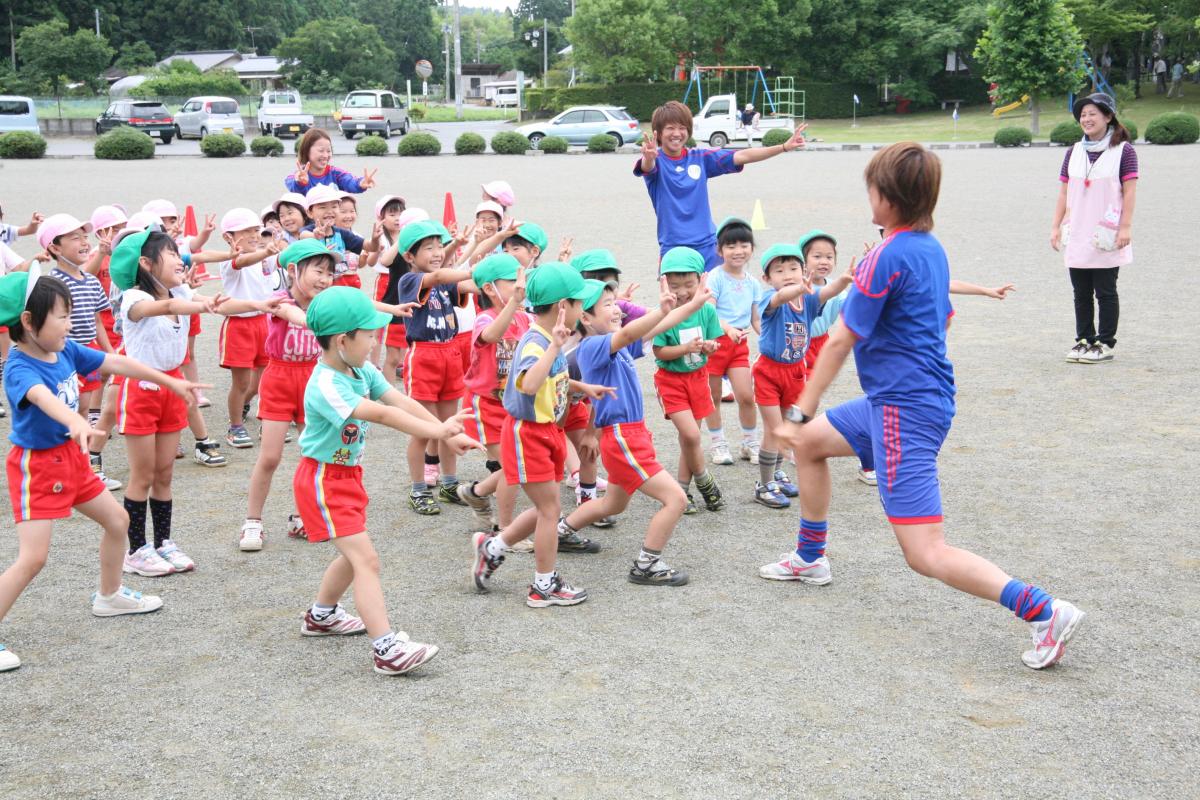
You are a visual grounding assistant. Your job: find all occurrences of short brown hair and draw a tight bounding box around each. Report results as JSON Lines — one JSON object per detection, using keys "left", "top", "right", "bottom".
{"left": 297, "top": 127, "right": 332, "bottom": 167}
{"left": 863, "top": 142, "right": 941, "bottom": 232}
{"left": 652, "top": 101, "right": 693, "bottom": 139}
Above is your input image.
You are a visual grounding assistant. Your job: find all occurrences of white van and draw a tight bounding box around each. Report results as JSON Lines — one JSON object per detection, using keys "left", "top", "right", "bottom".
{"left": 492, "top": 87, "right": 519, "bottom": 108}
{"left": 0, "top": 96, "right": 41, "bottom": 134}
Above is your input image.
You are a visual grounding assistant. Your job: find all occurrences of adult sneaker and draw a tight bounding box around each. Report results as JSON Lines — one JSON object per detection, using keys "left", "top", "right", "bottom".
{"left": 0, "top": 643, "right": 20, "bottom": 671}
{"left": 240, "top": 519, "right": 264, "bottom": 551}
{"left": 629, "top": 557, "right": 689, "bottom": 586}
{"left": 758, "top": 553, "right": 832, "bottom": 585}
{"left": 1065, "top": 339, "right": 1090, "bottom": 362}
{"left": 194, "top": 438, "right": 227, "bottom": 467}
{"left": 300, "top": 604, "right": 367, "bottom": 636}
{"left": 740, "top": 441, "right": 760, "bottom": 464}
{"left": 1079, "top": 342, "right": 1114, "bottom": 364}
{"left": 711, "top": 442, "right": 734, "bottom": 465}
{"left": 857, "top": 468, "right": 877, "bottom": 486}
{"left": 437, "top": 481, "right": 468, "bottom": 507}
{"left": 696, "top": 475, "right": 724, "bottom": 511}
{"left": 471, "top": 531, "right": 506, "bottom": 592}
{"left": 123, "top": 544, "right": 174, "bottom": 577}
{"left": 773, "top": 470, "right": 799, "bottom": 497}
{"left": 526, "top": 575, "right": 588, "bottom": 607}
{"left": 1021, "top": 600, "right": 1085, "bottom": 669}
{"left": 156, "top": 540, "right": 195, "bottom": 572}
{"left": 557, "top": 516, "right": 601, "bottom": 553}
{"left": 91, "top": 585, "right": 164, "bottom": 616}
{"left": 374, "top": 639, "right": 439, "bottom": 675}
{"left": 226, "top": 425, "right": 253, "bottom": 449}
{"left": 90, "top": 454, "right": 122, "bottom": 492}
{"left": 754, "top": 481, "right": 791, "bottom": 509}
{"left": 457, "top": 482, "right": 494, "bottom": 527}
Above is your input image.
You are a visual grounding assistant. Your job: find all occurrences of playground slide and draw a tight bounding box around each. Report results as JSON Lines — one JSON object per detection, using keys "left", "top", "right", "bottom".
{"left": 993, "top": 95, "right": 1030, "bottom": 117}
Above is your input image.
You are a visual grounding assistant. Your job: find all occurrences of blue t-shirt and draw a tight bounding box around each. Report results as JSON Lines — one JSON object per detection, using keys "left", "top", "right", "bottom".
{"left": 299, "top": 361, "right": 390, "bottom": 467}
{"left": 840, "top": 230, "right": 956, "bottom": 414}
{"left": 756, "top": 288, "right": 824, "bottom": 364}
{"left": 708, "top": 268, "right": 766, "bottom": 329}
{"left": 634, "top": 148, "right": 742, "bottom": 259}
{"left": 397, "top": 271, "right": 460, "bottom": 343}
{"left": 576, "top": 334, "right": 644, "bottom": 427}
{"left": 809, "top": 285, "right": 848, "bottom": 338}
{"left": 4, "top": 340, "right": 106, "bottom": 449}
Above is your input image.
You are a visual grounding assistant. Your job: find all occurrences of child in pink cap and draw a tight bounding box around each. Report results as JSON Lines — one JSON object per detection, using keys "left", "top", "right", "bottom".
{"left": 481, "top": 180, "right": 516, "bottom": 210}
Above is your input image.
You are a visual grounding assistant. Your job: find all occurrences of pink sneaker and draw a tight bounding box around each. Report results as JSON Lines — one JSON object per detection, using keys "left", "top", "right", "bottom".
{"left": 1021, "top": 600, "right": 1084, "bottom": 669}
{"left": 758, "top": 553, "right": 832, "bottom": 585}
{"left": 374, "top": 639, "right": 439, "bottom": 675}
{"left": 300, "top": 605, "right": 367, "bottom": 636}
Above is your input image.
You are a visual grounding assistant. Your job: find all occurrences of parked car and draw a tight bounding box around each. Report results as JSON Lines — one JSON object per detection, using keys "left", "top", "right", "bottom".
{"left": 491, "top": 86, "right": 520, "bottom": 108}
{"left": 515, "top": 105, "right": 643, "bottom": 148}
{"left": 174, "top": 96, "right": 244, "bottom": 139}
{"left": 692, "top": 93, "right": 793, "bottom": 148}
{"left": 257, "top": 89, "right": 313, "bottom": 137}
{"left": 0, "top": 95, "right": 41, "bottom": 134}
{"left": 95, "top": 100, "right": 174, "bottom": 143}
{"left": 339, "top": 90, "right": 409, "bottom": 139}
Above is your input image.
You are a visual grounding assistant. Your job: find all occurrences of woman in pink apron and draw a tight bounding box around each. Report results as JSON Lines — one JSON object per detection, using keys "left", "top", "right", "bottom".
{"left": 1050, "top": 92, "right": 1138, "bottom": 363}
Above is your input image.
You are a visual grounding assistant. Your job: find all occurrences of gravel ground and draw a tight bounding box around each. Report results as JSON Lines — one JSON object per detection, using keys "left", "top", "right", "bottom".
{"left": 0, "top": 147, "right": 1197, "bottom": 799}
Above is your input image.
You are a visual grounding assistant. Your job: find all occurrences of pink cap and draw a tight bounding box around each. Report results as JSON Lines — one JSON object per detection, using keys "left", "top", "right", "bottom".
{"left": 397, "top": 208, "right": 430, "bottom": 230}
{"left": 303, "top": 184, "right": 344, "bottom": 210}
{"left": 220, "top": 207, "right": 262, "bottom": 234}
{"left": 475, "top": 200, "right": 504, "bottom": 220}
{"left": 260, "top": 205, "right": 276, "bottom": 222}
{"left": 111, "top": 211, "right": 163, "bottom": 248}
{"left": 89, "top": 204, "right": 128, "bottom": 232}
{"left": 37, "top": 213, "right": 93, "bottom": 251}
{"left": 271, "top": 192, "right": 308, "bottom": 217}
{"left": 374, "top": 194, "right": 406, "bottom": 220}
{"left": 481, "top": 180, "right": 515, "bottom": 208}
{"left": 142, "top": 199, "right": 179, "bottom": 219}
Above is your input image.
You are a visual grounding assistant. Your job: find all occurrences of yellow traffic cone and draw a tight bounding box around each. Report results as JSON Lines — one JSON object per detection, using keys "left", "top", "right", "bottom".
{"left": 750, "top": 199, "right": 768, "bottom": 231}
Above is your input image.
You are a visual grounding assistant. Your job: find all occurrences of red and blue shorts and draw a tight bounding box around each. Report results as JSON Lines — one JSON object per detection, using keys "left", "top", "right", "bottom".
{"left": 115, "top": 368, "right": 189, "bottom": 436}
{"left": 826, "top": 396, "right": 954, "bottom": 525}
{"left": 705, "top": 334, "right": 751, "bottom": 376}
{"left": 77, "top": 339, "right": 106, "bottom": 394}
{"left": 501, "top": 418, "right": 566, "bottom": 485}
{"left": 752, "top": 355, "right": 806, "bottom": 408}
{"left": 562, "top": 398, "right": 592, "bottom": 433}
{"left": 219, "top": 314, "right": 269, "bottom": 370}
{"left": 258, "top": 358, "right": 316, "bottom": 424}
{"left": 404, "top": 340, "right": 465, "bottom": 402}
{"left": 7, "top": 442, "right": 106, "bottom": 523}
{"left": 293, "top": 457, "right": 368, "bottom": 542}
{"left": 654, "top": 368, "right": 714, "bottom": 420}
{"left": 465, "top": 393, "right": 507, "bottom": 446}
{"left": 599, "top": 421, "right": 663, "bottom": 495}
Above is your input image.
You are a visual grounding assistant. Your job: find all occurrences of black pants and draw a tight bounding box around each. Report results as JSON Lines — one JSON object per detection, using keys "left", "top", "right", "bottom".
{"left": 1068, "top": 267, "right": 1120, "bottom": 347}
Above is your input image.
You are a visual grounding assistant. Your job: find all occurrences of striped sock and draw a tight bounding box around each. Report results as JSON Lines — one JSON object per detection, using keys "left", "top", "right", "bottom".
{"left": 1000, "top": 579, "right": 1054, "bottom": 622}
{"left": 795, "top": 518, "right": 828, "bottom": 562}
{"left": 759, "top": 450, "right": 778, "bottom": 485}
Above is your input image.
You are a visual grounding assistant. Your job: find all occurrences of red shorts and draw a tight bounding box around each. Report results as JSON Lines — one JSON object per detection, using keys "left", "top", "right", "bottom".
{"left": 293, "top": 457, "right": 368, "bottom": 542}
{"left": 189, "top": 313, "right": 201, "bottom": 337}
{"left": 7, "top": 442, "right": 106, "bottom": 523}
{"left": 78, "top": 339, "right": 106, "bottom": 394}
{"left": 99, "top": 309, "right": 121, "bottom": 351}
{"left": 385, "top": 323, "right": 408, "bottom": 349}
{"left": 562, "top": 398, "right": 592, "bottom": 432}
{"left": 502, "top": 418, "right": 566, "bottom": 485}
{"left": 219, "top": 314, "right": 269, "bottom": 369}
{"left": 804, "top": 332, "right": 829, "bottom": 376}
{"left": 403, "top": 340, "right": 465, "bottom": 402}
{"left": 116, "top": 368, "right": 188, "bottom": 435}
{"left": 258, "top": 359, "right": 316, "bottom": 424}
{"left": 373, "top": 272, "right": 390, "bottom": 302}
{"left": 333, "top": 273, "right": 361, "bottom": 289}
{"left": 753, "top": 356, "right": 807, "bottom": 408}
{"left": 599, "top": 421, "right": 663, "bottom": 495}
{"left": 705, "top": 334, "right": 751, "bottom": 376}
{"left": 465, "top": 393, "right": 507, "bottom": 446}
{"left": 454, "top": 330, "right": 472, "bottom": 376}
{"left": 654, "top": 368, "right": 715, "bottom": 420}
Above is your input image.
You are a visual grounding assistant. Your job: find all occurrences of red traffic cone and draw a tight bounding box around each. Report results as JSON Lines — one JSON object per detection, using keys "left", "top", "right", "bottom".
{"left": 442, "top": 192, "right": 457, "bottom": 231}
{"left": 183, "top": 205, "right": 199, "bottom": 237}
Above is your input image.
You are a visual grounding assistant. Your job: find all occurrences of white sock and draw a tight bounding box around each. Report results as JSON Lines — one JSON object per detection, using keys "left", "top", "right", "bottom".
{"left": 533, "top": 571, "right": 556, "bottom": 593}
{"left": 741, "top": 426, "right": 758, "bottom": 444}
{"left": 485, "top": 535, "right": 508, "bottom": 559}
{"left": 708, "top": 426, "right": 725, "bottom": 445}
{"left": 372, "top": 631, "right": 396, "bottom": 654}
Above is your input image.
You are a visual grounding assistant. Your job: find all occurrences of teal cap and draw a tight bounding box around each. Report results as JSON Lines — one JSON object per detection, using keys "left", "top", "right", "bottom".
{"left": 515, "top": 222, "right": 548, "bottom": 252}
{"left": 305, "top": 286, "right": 393, "bottom": 336}
{"left": 580, "top": 278, "right": 614, "bottom": 311}
{"left": 397, "top": 219, "right": 452, "bottom": 254}
{"left": 525, "top": 261, "right": 589, "bottom": 306}
{"left": 717, "top": 216, "right": 752, "bottom": 237}
{"left": 109, "top": 230, "right": 153, "bottom": 291}
{"left": 571, "top": 248, "right": 620, "bottom": 275}
{"left": 0, "top": 264, "right": 46, "bottom": 328}
{"left": 280, "top": 239, "right": 336, "bottom": 271}
{"left": 472, "top": 253, "right": 521, "bottom": 287}
{"left": 659, "top": 246, "right": 706, "bottom": 275}
{"left": 760, "top": 243, "right": 805, "bottom": 273}
{"left": 798, "top": 229, "right": 837, "bottom": 258}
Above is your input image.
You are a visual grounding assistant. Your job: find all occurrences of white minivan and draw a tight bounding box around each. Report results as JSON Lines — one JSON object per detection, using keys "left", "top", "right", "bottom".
{"left": 0, "top": 96, "right": 41, "bottom": 134}
{"left": 174, "top": 96, "right": 245, "bottom": 139}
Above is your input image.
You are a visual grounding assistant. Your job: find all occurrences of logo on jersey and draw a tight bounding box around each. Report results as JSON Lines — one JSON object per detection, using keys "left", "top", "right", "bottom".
{"left": 687, "top": 164, "right": 702, "bottom": 180}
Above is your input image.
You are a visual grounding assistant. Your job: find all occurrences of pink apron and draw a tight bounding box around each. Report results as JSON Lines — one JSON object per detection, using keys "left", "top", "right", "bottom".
{"left": 1062, "top": 142, "right": 1132, "bottom": 270}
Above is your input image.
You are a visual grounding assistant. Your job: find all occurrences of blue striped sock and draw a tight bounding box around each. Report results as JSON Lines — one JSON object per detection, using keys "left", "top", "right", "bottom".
{"left": 1000, "top": 579, "right": 1053, "bottom": 622}
{"left": 795, "top": 518, "right": 828, "bottom": 562}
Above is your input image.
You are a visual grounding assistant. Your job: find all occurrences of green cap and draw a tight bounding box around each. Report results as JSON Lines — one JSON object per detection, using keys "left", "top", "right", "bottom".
{"left": 397, "top": 219, "right": 452, "bottom": 255}
{"left": 109, "top": 230, "right": 152, "bottom": 292}
{"left": 659, "top": 246, "right": 706, "bottom": 275}
{"left": 305, "top": 286, "right": 393, "bottom": 336}
{"left": 515, "top": 222, "right": 548, "bottom": 252}
{"left": 717, "top": 216, "right": 751, "bottom": 236}
{"left": 760, "top": 243, "right": 805, "bottom": 273}
{"left": 280, "top": 239, "right": 336, "bottom": 271}
{"left": 580, "top": 278, "right": 613, "bottom": 311}
{"left": 0, "top": 265, "right": 45, "bottom": 328}
{"left": 798, "top": 229, "right": 837, "bottom": 258}
{"left": 571, "top": 248, "right": 620, "bottom": 275}
{"left": 472, "top": 253, "right": 520, "bottom": 287}
{"left": 525, "top": 261, "right": 589, "bottom": 306}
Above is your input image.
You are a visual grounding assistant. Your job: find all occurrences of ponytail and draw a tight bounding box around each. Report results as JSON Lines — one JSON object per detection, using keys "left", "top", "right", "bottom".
{"left": 1109, "top": 121, "right": 1132, "bottom": 147}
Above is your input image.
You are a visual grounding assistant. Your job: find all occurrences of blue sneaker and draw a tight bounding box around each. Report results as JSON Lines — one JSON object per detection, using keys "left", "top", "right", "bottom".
{"left": 773, "top": 469, "right": 799, "bottom": 497}
{"left": 754, "top": 481, "right": 790, "bottom": 509}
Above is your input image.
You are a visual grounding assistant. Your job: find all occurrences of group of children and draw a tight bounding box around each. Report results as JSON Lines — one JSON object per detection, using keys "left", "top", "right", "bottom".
{"left": 0, "top": 115, "right": 1083, "bottom": 677}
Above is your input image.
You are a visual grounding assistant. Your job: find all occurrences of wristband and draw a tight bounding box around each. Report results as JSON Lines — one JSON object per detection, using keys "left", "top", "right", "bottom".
{"left": 784, "top": 406, "right": 813, "bottom": 424}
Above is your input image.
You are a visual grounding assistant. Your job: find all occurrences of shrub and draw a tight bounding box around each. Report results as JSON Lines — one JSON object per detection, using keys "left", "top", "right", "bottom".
{"left": 397, "top": 132, "right": 441, "bottom": 156}
{"left": 0, "top": 131, "right": 47, "bottom": 159}
{"left": 455, "top": 132, "right": 486, "bottom": 155}
{"left": 200, "top": 133, "right": 247, "bottom": 158}
{"left": 1124, "top": 121, "right": 1138, "bottom": 142}
{"left": 586, "top": 133, "right": 618, "bottom": 153}
{"left": 537, "top": 135, "right": 568, "bottom": 153}
{"left": 761, "top": 128, "right": 791, "bottom": 147}
{"left": 250, "top": 135, "right": 284, "bottom": 157}
{"left": 356, "top": 135, "right": 389, "bottom": 156}
{"left": 408, "top": 105, "right": 426, "bottom": 121}
{"left": 994, "top": 126, "right": 1032, "bottom": 147}
{"left": 94, "top": 127, "right": 155, "bottom": 160}
{"left": 490, "top": 131, "right": 531, "bottom": 155}
{"left": 1049, "top": 121, "right": 1083, "bottom": 146}
{"left": 1145, "top": 112, "right": 1199, "bottom": 144}
{"left": 686, "top": 136, "right": 696, "bottom": 148}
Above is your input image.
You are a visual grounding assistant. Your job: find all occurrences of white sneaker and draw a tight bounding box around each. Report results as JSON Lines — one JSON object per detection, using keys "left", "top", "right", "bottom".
{"left": 301, "top": 604, "right": 369, "bottom": 636}
{"left": 1065, "top": 339, "right": 1090, "bottom": 362}
{"left": 857, "top": 468, "right": 877, "bottom": 486}
{"left": 240, "top": 519, "right": 264, "bottom": 551}
{"left": 740, "top": 441, "right": 760, "bottom": 464}
{"left": 710, "top": 441, "right": 734, "bottom": 465}
{"left": 1079, "top": 342, "right": 1114, "bottom": 363}
{"left": 1021, "top": 600, "right": 1085, "bottom": 669}
{"left": 758, "top": 553, "right": 832, "bottom": 585}
{"left": 0, "top": 643, "right": 20, "bottom": 672}
{"left": 123, "top": 544, "right": 174, "bottom": 577}
{"left": 91, "top": 585, "right": 164, "bottom": 616}
{"left": 155, "top": 540, "right": 195, "bottom": 572}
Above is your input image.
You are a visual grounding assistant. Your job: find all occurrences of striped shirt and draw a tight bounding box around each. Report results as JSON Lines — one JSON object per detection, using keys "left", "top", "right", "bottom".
{"left": 51, "top": 267, "right": 110, "bottom": 343}
{"left": 1059, "top": 142, "right": 1138, "bottom": 183}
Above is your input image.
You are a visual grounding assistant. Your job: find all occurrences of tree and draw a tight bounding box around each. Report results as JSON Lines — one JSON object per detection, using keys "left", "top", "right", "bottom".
{"left": 567, "top": 0, "right": 684, "bottom": 82}
{"left": 114, "top": 41, "right": 157, "bottom": 72}
{"left": 275, "top": 17, "right": 396, "bottom": 92}
{"left": 352, "top": 0, "right": 439, "bottom": 82}
{"left": 129, "top": 61, "right": 246, "bottom": 98}
{"left": 975, "top": 0, "right": 1085, "bottom": 133}
{"left": 15, "top": 20, "right": 113, "bottom": 112}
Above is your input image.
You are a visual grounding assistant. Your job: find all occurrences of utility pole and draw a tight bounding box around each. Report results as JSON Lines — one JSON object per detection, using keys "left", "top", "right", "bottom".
{"left": 442, "top": 24, "right": 451, "bottom": 104}
{"left": 542, "top": 18, "right": 548, "bottom": 77}
{"left": 245, "top": 26, "right": 263, "bottom": 52}
{"left": 453, "top": 0, "right": 463, "bottom": 120}
{"left": 94, "top": 8, "right": 100, "bottom": 36}
{"left": 9, "top": 7, "right": 17, "bottom": 70}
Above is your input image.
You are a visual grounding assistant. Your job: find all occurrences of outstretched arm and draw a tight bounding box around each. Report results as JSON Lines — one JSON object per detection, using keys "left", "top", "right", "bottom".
{"left": 732, "top": 123, "right": 807, "bottom": 166}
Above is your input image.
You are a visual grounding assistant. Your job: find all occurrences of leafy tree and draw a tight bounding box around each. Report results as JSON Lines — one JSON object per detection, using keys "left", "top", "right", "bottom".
{"left": 129, "top": 61, "right": 246, "bottom": 98}
{"left": 567, "top": 0, "right": 684, "bottom": 82}
{"left": 975, "top": 0, "right": 1085, "bottom": 133}
{"left": 352, "top": 0, "right": 440, "bottom": 82}
{"left": 513, "top": 0, "right": 572, "bottom": 29}
{"left": 15, "top": 20, "right": 113, "bottom": 111}
{"left": 114, "top": 41, "right": 157, "bottom": 72}
{"left": 275, "top": 17, "right": 396, "bottom": 92}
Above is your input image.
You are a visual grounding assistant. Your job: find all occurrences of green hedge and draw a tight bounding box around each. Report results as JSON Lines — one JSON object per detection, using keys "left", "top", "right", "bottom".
{"left": 200, "top": 133, "right": 247, "bottom": 158}
{"left": 994, "top": 127, "right": 1032, "bottom": 147}
{"left": 250, "top": 135, "right": 284, "bottom": 157}
{"left": 923, "top": 74, "right": 992, "bottom": 108}
{"left": 587, "top": 133, "right": 617, "bottom": 153}
{"left": 94, "top": 127, "right": 155, "bottom": 160}
{"left": 491, "top": 131, "right": 531, "bottom": 155}
{"left": 1049, "top": 121, "right": 1083, "bottom": 146}
{"left": 0, "top": 131, "right": 47, "bottom": 159}
{"left": 537, "top": 135, "right": 568, "bottom": 153}
{"left": 356, "top": 136, "right": 389, "bottom": 156}
{"left": 761, "top": 128, "right": 791, "bottom": 147}
{"left": 1144, "top": 112, "right": 1198, "bottom": 145}
{"left": 455, "top": 132, "right": 486, "bottom": 155}
{"left": 397, "top": 132, "right": 441, "bottom": 156}
{"left": 1125, "top": 121, "right": 1138, "bottom": 142}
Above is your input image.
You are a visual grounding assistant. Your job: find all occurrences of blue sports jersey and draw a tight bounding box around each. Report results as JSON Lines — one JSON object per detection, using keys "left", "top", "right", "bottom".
{"left": 397, "top": 271, "right": 460, "bottom": 343}
{"left": 756, "top": 288, "right": 824, "bottom": 364}
{"left": 576, "top": 334, "right": 644, "bottom": 427}
{"left": 634, "top": 148, "right": 741, "bottom": 267}
{"left": 840, "top": 229, "right": 956, "bottom": 414}
{"left": 4, "top": 340, "right": 106, "bottom": 449}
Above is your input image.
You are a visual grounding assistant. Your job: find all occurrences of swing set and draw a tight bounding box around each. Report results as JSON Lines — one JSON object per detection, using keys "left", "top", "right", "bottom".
{"left": 682, "top": 65, "right": 783, "bottom": 115}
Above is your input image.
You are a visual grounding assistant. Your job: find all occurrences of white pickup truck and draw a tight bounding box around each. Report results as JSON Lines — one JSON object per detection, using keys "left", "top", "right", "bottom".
{"left": 257, "top": 90, "right": 313, "bottom": 137}
{"left": 692, "top": 94, "right": 793, "bottom": 148}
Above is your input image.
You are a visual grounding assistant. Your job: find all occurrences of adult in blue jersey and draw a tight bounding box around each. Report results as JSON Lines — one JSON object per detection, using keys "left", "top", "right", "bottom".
{"left": 635, "top": 101, "right": 808, "bottom": 272}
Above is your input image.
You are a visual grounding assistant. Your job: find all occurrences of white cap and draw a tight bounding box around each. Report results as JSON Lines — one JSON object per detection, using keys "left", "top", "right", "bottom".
{"left": 271, "top": 192, "right": 308, "bottom": 217}
{"left": 220, "top": 207, "right": 263, "bottom": 234}
{"left": 303, "top": 184, "right": 345, "bottom": 210}
{"left": 374, "top": 194, "right": 406, "bottom": 220}
{"left": 475, "top": 201, "right": 504, "bottom": 219}
{"left": 142, "top": 198, "right": 179, "bottom": 219}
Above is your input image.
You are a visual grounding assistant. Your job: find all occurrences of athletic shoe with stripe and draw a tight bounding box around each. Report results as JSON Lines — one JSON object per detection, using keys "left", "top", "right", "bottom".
{"left": 458, "top": 481, "right": 494, "bottom": 527}
{"left": 239, "top": 519, "right": 264, "bottom": 551}
{"left": 628, "top": 557, "right": 689, "bottom": 586}
{"left": 91, "top": 585, "right": 163, "bottom": 616}
{"left": 374, "top": 639, "right": 439, "bottom": 675}
{"left": 156, "top": 540, "right": 195, "bottom": 572}
{"left": 471, "top": 531, "right": 505, "bottom": 592}
{"left": 758, "top": 553, "right": 832, "bottom": 585}
{"left": 1021, "top": 600, "right": 1085, "bottom": 669}
{"left": 301, "top": 604, "right": 367, "bottom": 636}
{"left": 123, "top": 544, "right": 174, "bottom": 577}
{"left": 526, "top": 575, "right": 588, "bottom": 607}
